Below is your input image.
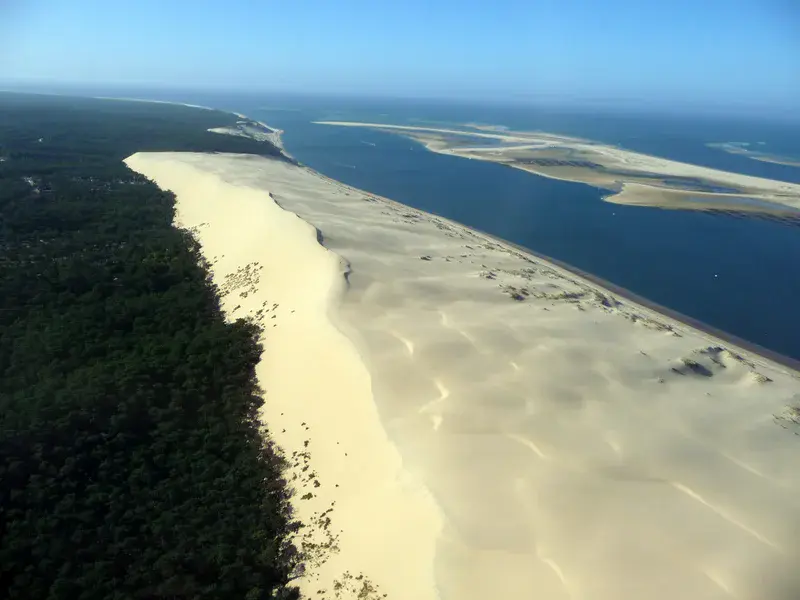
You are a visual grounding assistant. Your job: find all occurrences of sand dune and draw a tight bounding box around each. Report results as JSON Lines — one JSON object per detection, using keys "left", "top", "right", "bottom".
{"left": 124, "top": 153, "right": 441, "bottom": 600}
{"left": 126, "top": 151, "right": 800, "bottom": 600}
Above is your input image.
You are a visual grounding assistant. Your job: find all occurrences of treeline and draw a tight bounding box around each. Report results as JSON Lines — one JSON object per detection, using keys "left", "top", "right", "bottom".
{"left": 0, "top": 93, "right": 300, "bottom": 599}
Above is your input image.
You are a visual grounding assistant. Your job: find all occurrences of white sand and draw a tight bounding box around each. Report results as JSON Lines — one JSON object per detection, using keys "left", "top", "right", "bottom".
{"left": 126, "top": 151, "right": 800, "bottom": 600}
{"left": 124, "top": 153, "right": 441, "bottom": 600}
{"left": 209, "top": 121, "right": 286, "bottom": 152}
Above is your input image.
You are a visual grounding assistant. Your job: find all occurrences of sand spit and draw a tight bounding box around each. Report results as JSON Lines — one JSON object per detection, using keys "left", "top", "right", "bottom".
{"left": 92, "top": 96, "right": 288, "bottom": 153}
{"left": 209, "top": 119, "right": 286, "bottom": 153}
{"left": 316, "top": 121, "right": 800, "bottom": 214}
{"left": 126, "top": 151, "right": 800, "bottom": 600}
{"left": 606, "top": 182, "right": 800, "bottom": 216}
{"left": 708, "top": 142, "right": 800, "bottom": 169}
{"left": 93, "top": 96, "right": 216, "bottom": 111}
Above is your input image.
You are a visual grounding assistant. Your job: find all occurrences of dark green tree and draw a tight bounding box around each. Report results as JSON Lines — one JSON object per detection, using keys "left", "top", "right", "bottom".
{"left": 0, "top": 92, "right": 301, "bottom": 599}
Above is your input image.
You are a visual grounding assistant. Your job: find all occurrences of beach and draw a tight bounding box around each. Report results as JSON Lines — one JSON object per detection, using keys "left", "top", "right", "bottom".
{"left": 125, "top": 150, "right": 800, "bottom": 600}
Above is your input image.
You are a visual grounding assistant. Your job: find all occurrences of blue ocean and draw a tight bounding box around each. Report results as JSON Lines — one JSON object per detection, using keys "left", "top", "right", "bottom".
{"left": 85, "top": 88, "right": 800, "bottom": 361}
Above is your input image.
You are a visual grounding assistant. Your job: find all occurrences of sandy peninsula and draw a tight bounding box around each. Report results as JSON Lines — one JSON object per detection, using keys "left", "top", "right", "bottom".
{"left": 126, "top": 147, "right": 800, "bottom": 600}
{"left": 208, "top": 117, "right": 286, "bottom": 153}
{"left": 316, "top": 121, "right": 800, "bottom": 215}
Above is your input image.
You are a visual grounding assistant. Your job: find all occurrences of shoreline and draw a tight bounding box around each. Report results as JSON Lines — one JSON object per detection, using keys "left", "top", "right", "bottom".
{"left": 13, "top": 89, "right": 799, "bottom": 597}
{"left": 206, "top": 107, "right": 800, "bottom": 399}
{"left": 708, "top": 142, "right": 800, "bottom": 168}
{"left": 123, "top": 101, "right": 800, "bottom": 600}
{"left": 470, "top": 222, "right": 800, "bottom": 375}
{"left": 127, "top": 149, "right": 800, "bottom": 599}
{"left": 305, "top": 165, "right": 800, "bottom": 377}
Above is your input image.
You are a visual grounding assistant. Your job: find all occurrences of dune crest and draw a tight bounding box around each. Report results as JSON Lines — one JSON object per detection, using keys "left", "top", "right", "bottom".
{"left": 124, "top": 152, "right": 442, "bottom": 600}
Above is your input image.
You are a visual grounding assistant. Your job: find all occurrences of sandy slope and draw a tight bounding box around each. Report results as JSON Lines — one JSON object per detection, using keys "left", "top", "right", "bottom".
{"left": 126, "top": 151, "right": 800, "bottom": 600}
{"left": 208, "top": 121, "right": 286, "bottom": 152}
{"left": 124, "top": 153, "right": 441, "bottom": 600}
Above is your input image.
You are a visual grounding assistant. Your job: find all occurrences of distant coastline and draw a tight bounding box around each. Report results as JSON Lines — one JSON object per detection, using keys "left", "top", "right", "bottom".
{"left": 708, "top": 141, "right": 800, "bottom": 168}
{"left": 91, "top": 94, "right": 290, "bottom": 155}
{"left": 315, "top": 121, "right": 800, "bottom": 217}
{"left": 207, "top": 110, "right": 800, "bottom": 372}
{"left": 51, "top": 89, "right": 799, "bottom": 367}
{"left": 307, "top": 162, "right": 800, "bottom": 377}
{"left": 44, "top": 91, "right": 799, "bottom": 364}
{"left": 488, "top": 230, "right": 800, "bottom": 376}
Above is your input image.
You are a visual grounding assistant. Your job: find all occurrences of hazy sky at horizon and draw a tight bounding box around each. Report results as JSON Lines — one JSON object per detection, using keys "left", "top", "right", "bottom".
{"left": 1, "top": 0, "right": 798, "bottom": 113}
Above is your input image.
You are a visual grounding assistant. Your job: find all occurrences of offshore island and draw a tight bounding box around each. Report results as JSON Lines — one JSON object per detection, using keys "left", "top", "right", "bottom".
{"left": 316, "top": 121, "right": 800, "bottom": 221}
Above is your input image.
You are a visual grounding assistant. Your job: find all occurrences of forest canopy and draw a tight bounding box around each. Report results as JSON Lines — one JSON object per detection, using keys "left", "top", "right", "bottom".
{"left": 0, "top": 92, "right": 300, "bottom": 599}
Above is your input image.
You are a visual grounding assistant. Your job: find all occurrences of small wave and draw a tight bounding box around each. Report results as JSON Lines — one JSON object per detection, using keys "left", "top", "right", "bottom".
{"left": 361, "top": 141, "right": 377, "bottom": 147}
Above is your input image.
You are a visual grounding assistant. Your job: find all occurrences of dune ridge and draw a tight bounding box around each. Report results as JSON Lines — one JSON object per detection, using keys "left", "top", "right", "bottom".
{"left": 126, "top": 150, "right": 800, "bottom": 600}
{"left": 124, "top": 152, "right": 442, "bottom": 600}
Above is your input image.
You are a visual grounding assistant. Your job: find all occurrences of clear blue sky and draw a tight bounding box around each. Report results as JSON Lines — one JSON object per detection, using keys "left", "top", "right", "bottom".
{"left": 1, "top": 0, "right": 798, "bottom": 112}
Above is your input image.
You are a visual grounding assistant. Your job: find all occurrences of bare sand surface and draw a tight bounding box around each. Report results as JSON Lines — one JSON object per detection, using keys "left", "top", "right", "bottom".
{"left": 316, "top": 121, "right": 800, "bottom": 214}
{"left": 606, "top": 182, "right": 800, "bottom": 215}
{"left": 124, "top": 153, "right": 441, "bottom": 600}
{"left": 94, "top": 96, "right": 216, "bottom": 111}
{"left": 209, "top": 119, "right": 286, "bottom": 153}
{"left": 126, "top": 151, "right": 800, "bottom": 600}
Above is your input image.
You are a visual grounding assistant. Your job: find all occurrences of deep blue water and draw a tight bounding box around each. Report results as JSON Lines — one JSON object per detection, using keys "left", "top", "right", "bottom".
{"left": 248, "top": 94, "right": 800, "bottom": 184}
{"left": 242, "top": 97, "right": 800, "bottom": 361}
{"left": 46, "top": 87, "right": 800, "bottom": 360}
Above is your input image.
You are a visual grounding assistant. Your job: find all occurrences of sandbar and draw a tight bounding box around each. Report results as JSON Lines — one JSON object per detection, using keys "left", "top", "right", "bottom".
{"left": 708, "top": 142, "right": 800, "bottom": 169}
{"left": 316, "top": 121, "right": 800, "bottom": 215}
